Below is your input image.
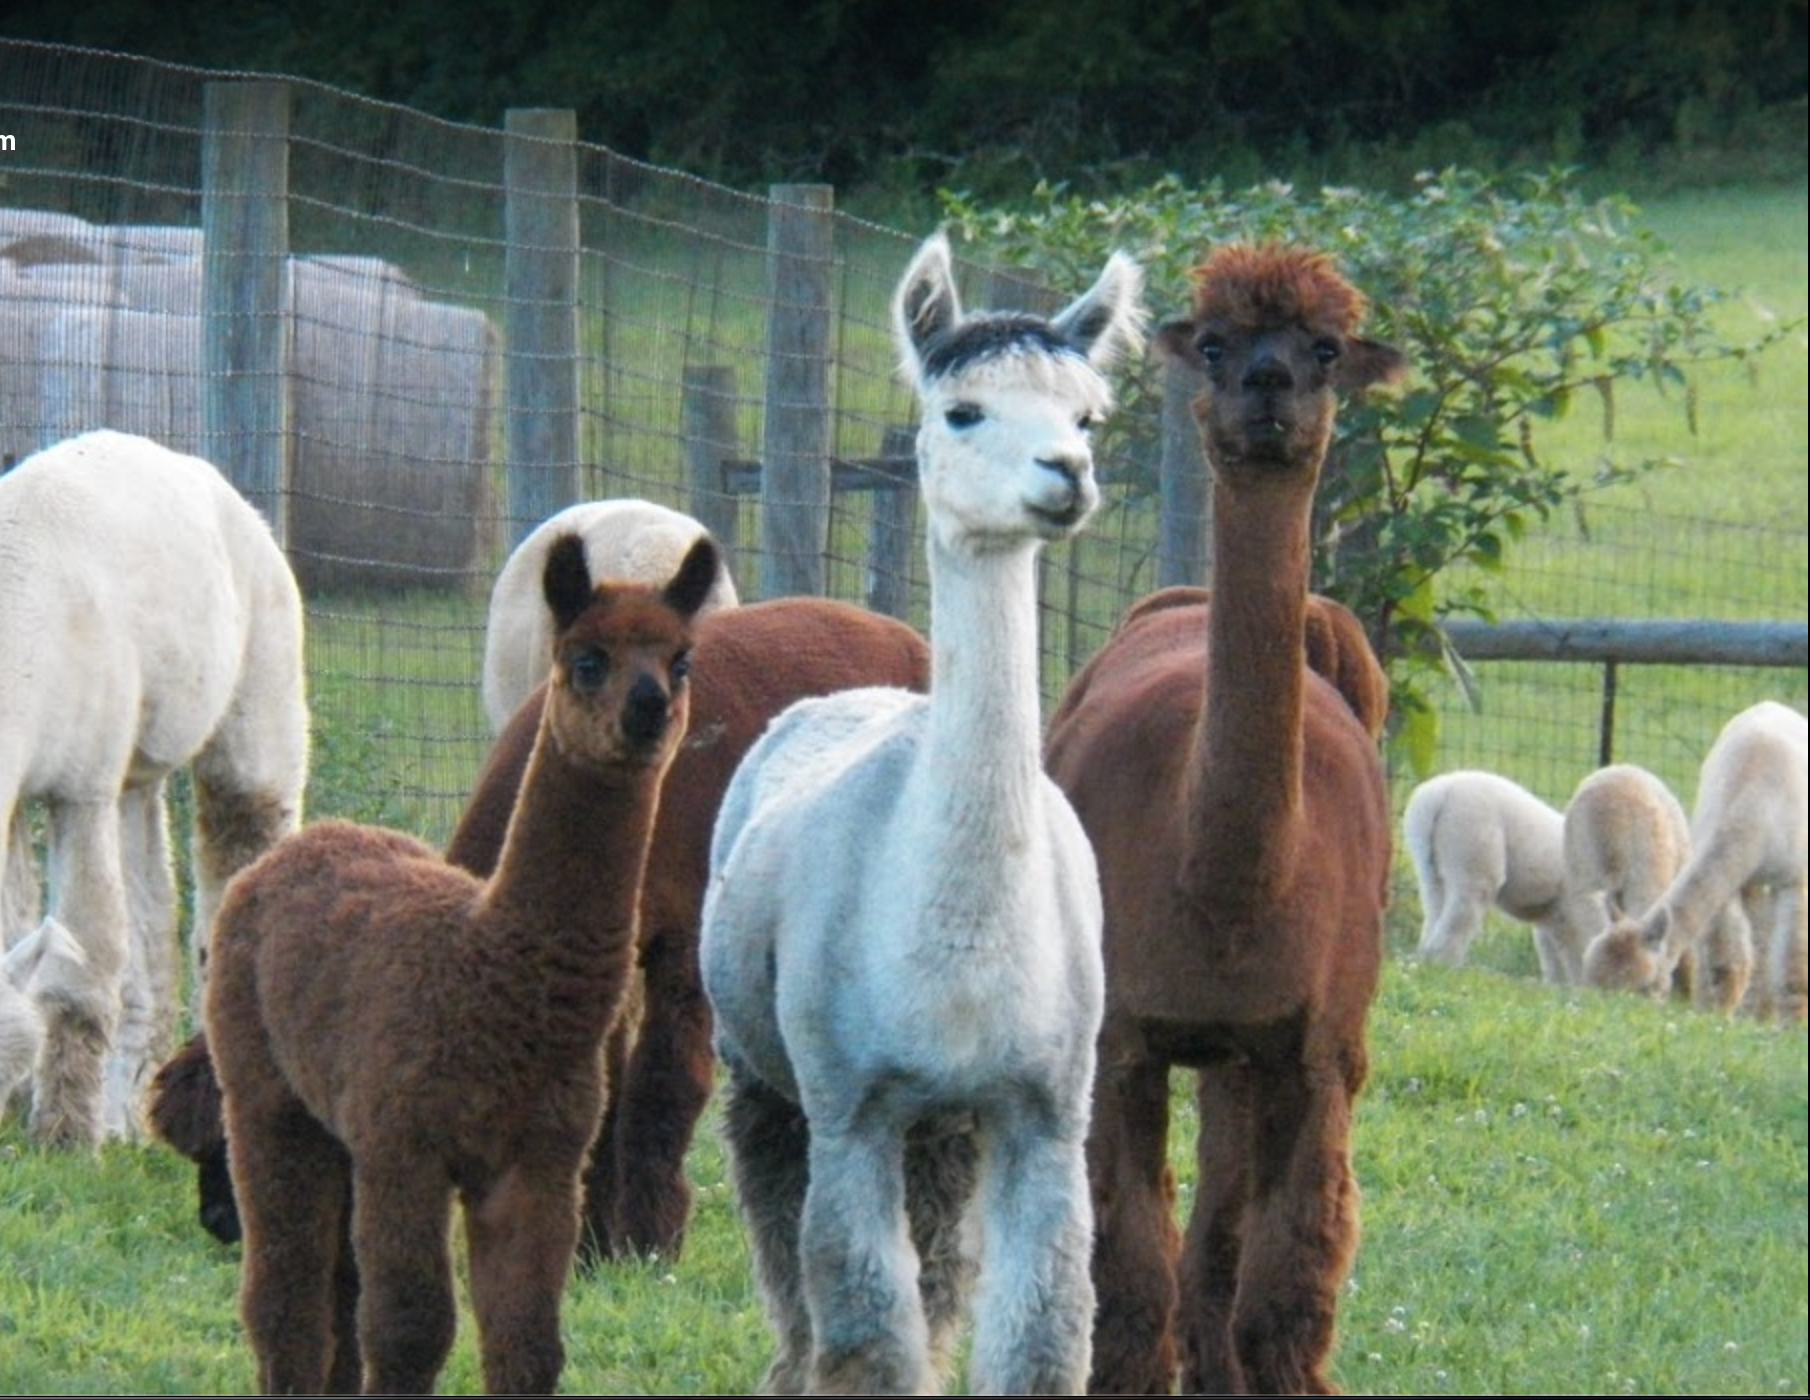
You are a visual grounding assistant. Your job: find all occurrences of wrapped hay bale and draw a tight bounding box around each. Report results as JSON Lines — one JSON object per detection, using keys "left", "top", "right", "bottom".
{"left": 0, "top": 261, "right": 125, "bottom": 466}
{"left": 36, "top": 307, "right": 205, "bottom": 458}
{"left": 285, "top": 256, "right": 498, "bottom": 594}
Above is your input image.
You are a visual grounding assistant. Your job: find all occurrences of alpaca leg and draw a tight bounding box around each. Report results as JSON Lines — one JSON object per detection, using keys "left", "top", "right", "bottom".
{"left": 1086, "top": 1054, "right": 1180, "bottom": 1396}
{"left": 1416, "top": 886, "right": 1487, "bottom": 968}
{"left": 326, "top": 1199, "right": 364, "bottom": 1395}
{"left": 1532, "top": 919, "right": 1580, "bottom": 985}
{"left": 351, "top": 1162, "right": 459, "bottom": 1395}
{"left": 721, "top": 1066, "right": 815, "bottom": 1394}
{"left": 578, "top": 1012, "right": 634, "bottom": 1266}
{"left": 800, "top": 1124, "right": 929, "bottom": 1394}
{"left": 189, "top": 754, "right": 302, "bottom": 987}
{"left": 29, "top": 797, "right": 128, "bottom": 1147}
{"left": 966, "top": 1111, "right": 1095, "bottom": 1396}
{"left": 1179, "top": 1063, "right": 1255, "bottom": 1395}
{"left": 465, "top": 1160, "right": 584, "bottom": 1395}
{"left": 1230, "top": 1062, "right": 1361, "bottom": 1396}
{"left": 229, "top": 1096, "right": 355, "bottom": 1394}
{"left": 3, "top": 806, "right": 43, "bottom": 949}
{"left": 1760, "top": 880, "right": 1807, "bottom": 1023}
{"left": 903, "top": 1113, "right": 980, "bottom": 1385}
{"left": 1697, "top": 901, "right": 1756, "bottom": 1015}
{"left": 105, "top": 781, "right": 177, "bottom": 1139}
{"left": 600, "top": 925, "right": 713, "bottom": 1259}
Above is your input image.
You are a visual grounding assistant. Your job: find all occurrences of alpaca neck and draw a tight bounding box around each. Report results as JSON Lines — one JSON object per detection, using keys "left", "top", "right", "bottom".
{"left": 479, "top": 720, "right": 664, "bottom": 1049}
{"left": 1184, "top": 471, "right": 1316, "bottom": 906}
{"left": 1645, "top": 832, "right": 1749, "bottom": 964}
{"left": 914, "top": 532, "right": 1046, "bottom": 903}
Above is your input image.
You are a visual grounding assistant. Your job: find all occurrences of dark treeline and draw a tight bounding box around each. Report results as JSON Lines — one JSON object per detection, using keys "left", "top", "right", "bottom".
{"left": 9, "top": 0, "right": 1806, "bottom": 194}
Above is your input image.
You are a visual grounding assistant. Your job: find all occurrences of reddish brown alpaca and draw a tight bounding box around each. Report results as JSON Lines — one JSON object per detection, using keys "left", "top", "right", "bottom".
{"left": 155, "top": 595, "right": 930, "bottom": 1261}
{"left": 1045, "top": 244, "right": 1406, "bottom": 1395}
{"left": 204, "top": 533, "right": 717, "bottom": 1396}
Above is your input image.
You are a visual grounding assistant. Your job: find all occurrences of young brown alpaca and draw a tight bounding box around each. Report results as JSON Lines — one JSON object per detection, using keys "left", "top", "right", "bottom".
{"left": 447, "top": 595, "right": 932, "bottom": 1263}
{"left": 204, "top": 533, "right": 718, "bottom": 1396}
{"left": 1045, "top": 244, "right": 1406, "bottom": 1395}
{"left": 154, "top": 595, "right": 930, "bottom": 1261}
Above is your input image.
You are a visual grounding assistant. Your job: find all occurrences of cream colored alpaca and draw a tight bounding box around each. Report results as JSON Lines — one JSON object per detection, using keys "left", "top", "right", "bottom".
{"left": 1405, "top": 770, "right": 1570, "bottom": 978}
{"left": 1556, "top": 763, "right": 1716, "bottom": 995}
{"left": 0, "top": 430, "right": 308, "bottom": 1145}
{"left": 1585, "top": 702, "right": 1807, "bottom": 1020}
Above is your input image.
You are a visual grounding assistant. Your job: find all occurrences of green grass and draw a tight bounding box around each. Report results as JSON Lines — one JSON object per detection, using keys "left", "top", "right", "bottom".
{"left": 3, "top": 961, "right": 1803, "bottom": 1394}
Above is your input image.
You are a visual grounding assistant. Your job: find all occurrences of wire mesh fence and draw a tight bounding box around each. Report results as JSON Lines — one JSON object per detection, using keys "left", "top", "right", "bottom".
{"left": 3, "top": 37, "right": 1804, "bottom": 944}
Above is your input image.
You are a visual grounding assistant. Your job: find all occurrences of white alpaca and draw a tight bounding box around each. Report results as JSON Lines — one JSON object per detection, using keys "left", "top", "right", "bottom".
{"left": 0, "top": 430, "right": 309, "bottom": 1145}
{"left": 1555, "top": 763, "right": 1698, "bottom": 989}
{"left": 1406, "top": 769, "right": 1572, "bottom": 978}
{"left": 700, "top": 232, "right": 1141, "bottom": 1395}
{"left": 1585, "top": 701, "right": 1808, "bottom": 1021}
{"left": 481, "top": 498, "right": 740, "bottom": 731}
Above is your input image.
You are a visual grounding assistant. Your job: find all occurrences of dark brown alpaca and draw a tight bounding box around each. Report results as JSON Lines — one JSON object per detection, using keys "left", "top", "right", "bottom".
{"left": 154, "top": 595, "right": 931, "bottom": 1262}
{"left": 1044, "top": 244, "right": 1406, "bottom": 1395}
{"left": 204, "top": 533, "right": 718, "bottom": 1396}
{"left": 447, "top": 594, "right": 932, "bottom": 1262}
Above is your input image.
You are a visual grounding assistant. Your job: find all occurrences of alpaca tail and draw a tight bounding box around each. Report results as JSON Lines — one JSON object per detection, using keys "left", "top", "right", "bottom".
{"left": 14, "top": 919, "right": 114, "bottom": 1147}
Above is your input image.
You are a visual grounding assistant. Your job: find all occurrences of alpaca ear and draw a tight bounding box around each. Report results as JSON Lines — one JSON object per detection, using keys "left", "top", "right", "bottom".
{"left": 1155, "top": 316, "right": 1205, "bottom": 371}
{"left": 1336, "top": 335, "right": 1409, "bottom": 393}
{"left": 1052, "top": 250, "right": 1146, "bottom": 372}
{"left": 542, "top": 531, "right": 595, "bottom": 634}
{"left": 893, "top": 231, "right": 962, "bottom": 381}
{"left": 662, "top": 534, "right": 721, "bottom": 621}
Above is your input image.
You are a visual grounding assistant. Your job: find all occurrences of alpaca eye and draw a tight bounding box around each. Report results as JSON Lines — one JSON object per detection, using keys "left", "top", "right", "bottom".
{"left": 670, "top": 651, "right": 693, "bottom": 686}
{"left": 1196, "top": 335, "right": 1224, "bottom": 365}
{"left": 944, "top": 403, "right": 983, "bottom": 429}
{"left": 1314, "top": 339, "right": 1341, "bottom": 367}
{"left": 569, "top": 651, "right": 608, "bottom": 692}
{"left": 1076, "top": 411, "right": 1099, "bottom": 433}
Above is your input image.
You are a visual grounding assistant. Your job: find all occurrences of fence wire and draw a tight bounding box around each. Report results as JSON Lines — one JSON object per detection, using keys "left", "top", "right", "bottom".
{"left": 2, "top": 38, "right": 1803, "bottom": 948}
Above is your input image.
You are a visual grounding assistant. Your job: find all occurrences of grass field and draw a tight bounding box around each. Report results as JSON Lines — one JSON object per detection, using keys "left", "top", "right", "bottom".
{"left": 2, "top": 177, "right": 1804, "bottom": 1394}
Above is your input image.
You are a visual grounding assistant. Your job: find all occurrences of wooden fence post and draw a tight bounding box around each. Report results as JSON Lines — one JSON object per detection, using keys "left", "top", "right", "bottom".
{"left": 1158, "top": 356, "right": 1209, "bottom": 587}
{"left": 866, "top": 425, "right": 918, "bottom": 620}
{"left": 683, "top": 363, "right": 741, "bottom": 558}
{"left": 202, "top": 80, "right": 291, "bottom": 543}
{"left": 759, "top": 183, "right": 834, "bottom": 599}
{"left": 504, "top": 108, "right": 580, "bottom": 548}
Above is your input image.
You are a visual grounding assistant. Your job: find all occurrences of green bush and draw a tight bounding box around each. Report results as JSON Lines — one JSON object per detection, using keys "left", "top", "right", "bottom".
{"left": 941, "top": 167, "right": 1800, "bottom": 770}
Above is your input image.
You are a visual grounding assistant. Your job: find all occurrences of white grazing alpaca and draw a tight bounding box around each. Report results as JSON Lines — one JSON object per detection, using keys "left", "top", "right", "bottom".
{"left": 701, "top": 232, "right": 1142, "bottom": 1395}
{"left": 482, "top": 499, "right": 739, "bottom": 731}
{"left": 1586, "top": 701, "right": 1808, "bottom": 1021}
{"left": 0, "top": 430, "right": 308, "bottom": 1145}
{"left": 1555, "top": 763, "right": 1702, "bottom": 991}
{"left": 1405, "top": 769, "right": 1572, "bottom": 978}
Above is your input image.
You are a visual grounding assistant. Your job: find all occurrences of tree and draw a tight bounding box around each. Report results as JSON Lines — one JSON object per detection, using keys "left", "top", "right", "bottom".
{"left": 942, "top": 167, "right": 1799, "bottom": 770}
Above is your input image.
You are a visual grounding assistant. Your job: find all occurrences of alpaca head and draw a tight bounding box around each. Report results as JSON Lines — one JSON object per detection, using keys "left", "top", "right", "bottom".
{"left": 892, "top": 230, "right": 1144, "bottom": 552}
{"left": 1582, "top": 897, "right": 1670, "bottom": 998}
{"left": 539, "top": 531, "right": 720, "bottom": 773}
{"left": 1157, "top": 243, "right": 1406, "bottom": 481}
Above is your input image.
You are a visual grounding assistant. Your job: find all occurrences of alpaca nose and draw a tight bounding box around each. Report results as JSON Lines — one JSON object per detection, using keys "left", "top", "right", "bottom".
{"left": 1038, "top": 453, "right": 1089, "bottom": 500}
{"left": 1243, "top": 349, "right": 1295, "bottom": 393}
{"left": 622, "top": 674, "right": 671, "bottom": 747}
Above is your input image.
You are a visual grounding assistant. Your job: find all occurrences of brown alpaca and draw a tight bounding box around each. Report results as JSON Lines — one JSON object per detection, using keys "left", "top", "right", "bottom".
{"left": 1045, "top": 244, "right": 1407, "bottom": 1395}
{"left": 204, "top": 533, "right": 718, "bottom": 1396}
{"left": 154, "top": 595, "right": 931, "bottom": 1261}
{"left": 447, "top": 594, "right": 932, "bottom": 1262}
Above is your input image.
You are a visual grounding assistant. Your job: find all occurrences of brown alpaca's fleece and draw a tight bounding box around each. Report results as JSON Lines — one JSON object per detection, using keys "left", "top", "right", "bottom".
{"left": 448, "top": 594, "right": 931, "bottom": 1262}
{"left": 1045, "top": 243, "right": 1406, "bottom": 1396}
{"left": 205, "top": 537, "right": 715, "bottom": 1395}
{"left": 156, "top": 595, "right": 930, "bottom": 1262}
